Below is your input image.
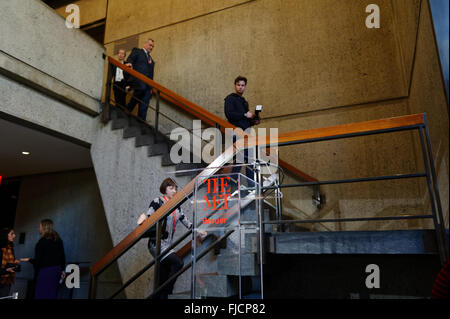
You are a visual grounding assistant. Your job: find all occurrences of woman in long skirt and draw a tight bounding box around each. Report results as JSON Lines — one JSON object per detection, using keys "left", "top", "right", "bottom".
{"left": 22, "top": 219, "right": 66, "bottom": 299}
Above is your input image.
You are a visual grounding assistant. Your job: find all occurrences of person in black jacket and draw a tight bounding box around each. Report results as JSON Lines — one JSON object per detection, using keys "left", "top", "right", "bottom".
{"left": 124, "top": 38, "right": 156, "bottom": 121}
{"left": 0, "top": 228, "right": 20, "bottom": 298}
{"left": 21, "top": 219, "right": 66, "bottom": 299}
{"left": 224, "top": 76, "right": 260, "bottom": 185}
{"left": 112, "top": 49, "right": 130, "bottom": 108}
{"left": 137, "top": 178, "right": 206, "bottom": 299}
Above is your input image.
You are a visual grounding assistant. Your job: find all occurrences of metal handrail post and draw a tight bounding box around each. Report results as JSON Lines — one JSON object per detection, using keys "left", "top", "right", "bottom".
{"left": 88, "top": 274, "right": 98, "bottom": 299}
{"left": 154, "top": 90, "right": 160, "bottom": 143}
{"left": 418, "top": 127, "right": 447, "bottom": 264}
{"left": 255, "top": 157, "right": 264, "bottom": 299}
{"left": 423, "top": 115, "right": 448, "bottom": 262}
{"left": 153, "top": 220, "right": 162, "bottom": 294}
{"left": 102, "top": 62, "right": 113, "bottom": 123}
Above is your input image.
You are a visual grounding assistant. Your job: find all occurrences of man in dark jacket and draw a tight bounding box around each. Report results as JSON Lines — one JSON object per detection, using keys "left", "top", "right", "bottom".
{"left": 124, "top": 38, "right": 156, "bottom": 121}
{"left": 224, "top": 76, "right": 260, "bottom": 185}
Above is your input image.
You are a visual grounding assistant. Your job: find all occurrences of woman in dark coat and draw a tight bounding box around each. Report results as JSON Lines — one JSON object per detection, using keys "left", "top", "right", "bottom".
{"left": 22, "top": 219, "right": 66, "bottom": 299}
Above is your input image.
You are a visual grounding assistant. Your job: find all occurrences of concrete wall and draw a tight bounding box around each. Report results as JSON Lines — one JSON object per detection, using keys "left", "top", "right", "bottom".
{"left": 55, "top": 0, "right": 107, "bottom": 26}
{"left": 11, "top": 169, "right": 121, "bottom": 299}
{"left": 1, "top": 0, "right": 105, "bottom": 101}
{"left": 0, "top": 0, "right": 106, "bottom": 145}
{"left": 102, "top": 0, "right": 449, "bottom": 230}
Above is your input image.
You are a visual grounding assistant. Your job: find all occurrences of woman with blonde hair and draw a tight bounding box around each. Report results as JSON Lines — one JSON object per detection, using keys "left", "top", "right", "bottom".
{"left": 22, "top": 219, "right": 66, "bottom": 299}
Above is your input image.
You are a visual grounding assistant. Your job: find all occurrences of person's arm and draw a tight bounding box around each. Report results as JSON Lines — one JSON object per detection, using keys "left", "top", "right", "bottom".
{"left": 225, "top": 97, "right": 247, "bottom": 122}
{"left": 178, "top": 208, "right": 192, "bottom": 230}
{"left": 137, "top": 198, "right": 160, "bottom": 225}
{"left": 29, "top": 239, "right": 44, "bottom": 269}
{"left": 125, "top": 48, "right": 138, "bottom": 68}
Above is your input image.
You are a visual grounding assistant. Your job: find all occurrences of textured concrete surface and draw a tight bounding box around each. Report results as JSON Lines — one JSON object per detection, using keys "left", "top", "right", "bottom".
{"left": 1, "top": 0, "right": 105, "bottom": 100}
{"left": 55, "top": 0, "right": 107, "bottom": 27}
{"left": 0, "top": 73, "right": 98, "bottom": 145}
{"left": 0, "top": 51, "right": 99, "bottom": 115}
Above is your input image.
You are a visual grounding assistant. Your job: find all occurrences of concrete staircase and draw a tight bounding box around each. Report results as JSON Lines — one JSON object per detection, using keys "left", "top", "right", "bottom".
{"left": 110, "top": 106, "right": 207, "bottom": 174}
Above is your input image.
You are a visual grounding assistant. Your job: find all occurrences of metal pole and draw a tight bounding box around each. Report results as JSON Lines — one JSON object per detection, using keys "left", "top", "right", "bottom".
{"left": 102, "top": 62, "right": 113, "bottom": 123}
{"left": 88, "top": 274, "right": 98, "bottom": 299}
{"left": 153, "top": 220, "right": 162, "bottom": 294}
{"left": 191, "top": 178, "right": 198, "bottom": 299}
{"left": 255, "top": 158, "right": 264, "bottom": 299}
{"left": 418, "top": 128, "right": 447, "bottom": 264}
{"left": 154, "top": 90, "right": 160, "bottom": 143}
{"left": 238, "top": 173, "right": 242, "bottom": 299}
{"left": 423, "top": 115, "right": 448, "bottom": 262}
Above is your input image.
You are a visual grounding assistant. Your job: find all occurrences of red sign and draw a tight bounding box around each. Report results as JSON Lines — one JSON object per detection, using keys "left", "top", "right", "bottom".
{"left": 202, "top": 177, "right": 233, "bottom": 225}
{"left": 0, "top": 176, "right": 2, "bottom": 185}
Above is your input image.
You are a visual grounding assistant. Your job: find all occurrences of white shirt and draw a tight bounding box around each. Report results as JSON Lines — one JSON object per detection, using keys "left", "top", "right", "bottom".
{"left": 115, "top": 64, "right": 124, "bottom": 82}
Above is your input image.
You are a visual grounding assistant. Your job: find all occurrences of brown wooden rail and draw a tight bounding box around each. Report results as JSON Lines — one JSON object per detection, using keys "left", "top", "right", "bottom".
{"left": 241, "top": 114, "right": 425, "bottom": 148}
{"left": 108, "top": 56, "right": 318, "bottom": 182}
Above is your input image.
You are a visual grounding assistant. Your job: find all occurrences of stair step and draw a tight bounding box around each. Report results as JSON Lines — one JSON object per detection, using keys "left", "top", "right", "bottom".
{"left": 135, "top": 133, "right": 155, "bottom": 147}
{"left": 110, "top": 106, "right": 127, "bottom": 120}
{"left": 197, "top": 274, "right": 238, "bottom": 298}
{"left": 123, "top": 125, "right": 142, "bottom": 139}
{"left": 266, "top": 230, "right": 439, "bottom": 255}
{"left": 148, "top": 143, "right": 168, "bottom": 157}
{"left": 168, "top": 291, "right": 191, "bottom": 299}
{"left": 111, "top": 117, "right": 128, "bottom": 130}
{"left": 161, "top": 153, "right": 176, "bottom": 166}
{"left": 217, "top": 253, "right": 258, "bottom": 276}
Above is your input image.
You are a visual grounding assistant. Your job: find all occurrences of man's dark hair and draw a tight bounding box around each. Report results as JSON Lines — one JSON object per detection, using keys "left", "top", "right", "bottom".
{"left": 160, "top": 178, "right": 177, "bottom": 194}
{"left": 234, "top": 76, "right": 247, "bottom": 85}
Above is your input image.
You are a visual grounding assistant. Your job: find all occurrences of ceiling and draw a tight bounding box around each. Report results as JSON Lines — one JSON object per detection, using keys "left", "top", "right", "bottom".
{"left": 0, "top": 118, "right": 93, "bottom": 179}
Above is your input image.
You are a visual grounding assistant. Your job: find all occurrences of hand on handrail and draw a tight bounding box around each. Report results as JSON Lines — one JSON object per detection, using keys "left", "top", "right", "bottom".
{"left": 137, "top": 213, "right": 147, "bottom": 225}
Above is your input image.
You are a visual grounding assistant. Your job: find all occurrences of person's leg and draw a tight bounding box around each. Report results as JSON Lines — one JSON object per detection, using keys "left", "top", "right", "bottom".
{"left": 113, "top": 82, "right": 127, "bottom": 108}
{"left": 126, "top": 80, "right": 146, "bottom": 113}
{"left": 153, "top": 261, "right": 170, "bottom": 299}
{"left": 138, "top": 86, "right": 152, "bottom": 121}
{"left": 160, "top": 253, "right": 184, "bottom": 298}
{"left": 34, "top": 266, "right": 61, "bottom": 299}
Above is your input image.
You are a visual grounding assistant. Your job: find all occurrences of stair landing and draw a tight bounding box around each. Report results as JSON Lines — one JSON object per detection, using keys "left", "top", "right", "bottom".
{"left": 267, "top": 229, "right": 440, "bottom": 255}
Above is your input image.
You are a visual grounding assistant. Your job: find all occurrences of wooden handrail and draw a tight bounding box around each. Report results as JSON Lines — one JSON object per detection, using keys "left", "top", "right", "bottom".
{"left": 108, "top": 56, "right": 317, "bottom": 182}
{"left": 242, "top": 114, "right": 425, "bottom": 148}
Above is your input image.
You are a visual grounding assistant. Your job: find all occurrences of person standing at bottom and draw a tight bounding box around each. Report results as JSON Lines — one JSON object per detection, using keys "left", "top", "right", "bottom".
{"left": 137, "top": 178, "right": 206, "bottom": 299}
{"left": 22, "top": 219, "right": 66, "bottom": 299}
{"left": 0, "top": 228, "right": 21, "bottom": 298}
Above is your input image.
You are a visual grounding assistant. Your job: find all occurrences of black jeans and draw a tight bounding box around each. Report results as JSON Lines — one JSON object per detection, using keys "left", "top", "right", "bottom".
{"left": 231, "top": 135, "right": 255, "bottom": 187}
{"left": 113, "top": 80, "right": 127, "bottom": 108}
{"left": 153, "top": 252, "right": 184, "bottom": 299}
